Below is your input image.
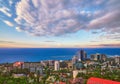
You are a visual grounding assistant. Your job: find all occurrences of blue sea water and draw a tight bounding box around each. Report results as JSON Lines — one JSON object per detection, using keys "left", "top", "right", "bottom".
{"left": 0, "top": 48, "right": 120, "bottom": 63}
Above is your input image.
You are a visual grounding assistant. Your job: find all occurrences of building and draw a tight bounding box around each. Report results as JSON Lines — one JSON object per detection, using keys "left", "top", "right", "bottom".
{"left": 13, "top": 61, "right": 24, "bottom": 69}
{"left": 54, "top": 81, "right": 66, "bottom": 84}
{"left": 12, "top": 73, "right": 26, "bottom": 78}
{"left": 67, "top": 61, "right": 73, "bottom": 70}
{"left": 72, "top": 56, "right": 78, "bottom": 64}
{"left": 48, "top": 60, "right": 54, "bottom": 66}
{"left": 60, "top": 61, "right": 68, "bottom": 69}
{"left": 91, "top": 53, "right": 107, "bottom": 61}
{"left": 69, "top": 77, "right": 84, "bottom": 84}
{"left": 22, "top": 62, "right": 43, "bottom": 75}
{"left": 114, "top": 56, "right": 120, "bottom": 64}
{"left": 76, "top": 50, "right": 87, "bottom": 61}
{"left": 54, "top": 61, "right": 60, "bottom": 71}
{"left": 73, "top": 70, "right": 86, "bottom": 78}
{"left": 109, "top": 56, "right": 120, "bottom": 67}
{"left": 73, "top": 70, "right": 79, "bottom": 78}
{"left": 40, "top": 61, "right": 48, "bottom": 67}
{"left": 73, "top": 62, "right": 84, "bottom": 70}
{"left": 48, "top": 60, "right": 54, "bottom": 69}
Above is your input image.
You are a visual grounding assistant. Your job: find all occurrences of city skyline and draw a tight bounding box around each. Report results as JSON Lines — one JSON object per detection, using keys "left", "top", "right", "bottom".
{"left": 0, "top": 0, "right": 120, "bottom": 48}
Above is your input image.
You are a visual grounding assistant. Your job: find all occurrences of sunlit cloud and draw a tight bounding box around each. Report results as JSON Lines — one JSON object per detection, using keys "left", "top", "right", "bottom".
{"left": 3, "top": 20, "right": 14, "bottom": 27}
{"left": 0, "top": 0, "right": 120, "bottom": 48}
{"left": 0, "top": 0, "right": 119, "bottom": 37}
{"left": 0, "top": 40, "right": 15, "bottom": 43}
{"left": 16, "top": 27, "right": 23, "bottom": 32}
{"left": 90, "top": 44, "right": 120, "bottom": 48}
{"left": 0, "top": 7, "right": 12, "bottom": 17}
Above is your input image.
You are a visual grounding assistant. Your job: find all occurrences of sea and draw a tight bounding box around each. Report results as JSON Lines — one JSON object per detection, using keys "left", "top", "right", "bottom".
{"left": 0, "top": 48, "right": 120, "bottom": 63}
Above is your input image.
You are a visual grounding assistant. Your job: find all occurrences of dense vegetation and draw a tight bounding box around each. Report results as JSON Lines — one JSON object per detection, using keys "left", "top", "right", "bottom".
{"left": 0, "top": 65, "right": 120, "bottom": 84}
{"left": 77, "top": 68, "right": 120, "bottom": 82}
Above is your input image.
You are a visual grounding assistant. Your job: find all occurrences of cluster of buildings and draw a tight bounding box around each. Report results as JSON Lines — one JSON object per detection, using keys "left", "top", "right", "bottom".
{"left": 0, "top": 50, "right": 120, "bottom": 83}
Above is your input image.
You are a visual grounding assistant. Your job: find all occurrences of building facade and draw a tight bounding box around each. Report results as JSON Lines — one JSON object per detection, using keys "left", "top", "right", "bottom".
{"left": 54, "top": 61, "right": 60, "bottom": 71}
{"left": 91, "top": 53, "right": 107, "bottom": 61}
{"left": 76, "top": 50, "right": 87, "bottom": 61}
{"left": 22, "top": 62, "right": 43, "bottom": 75}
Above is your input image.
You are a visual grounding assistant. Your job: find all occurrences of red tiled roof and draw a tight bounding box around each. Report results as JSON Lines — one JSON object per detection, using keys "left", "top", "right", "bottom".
{"left": 13, "top": 62, "right": 24, "bottom": 67}
{"left": 87, "top": 77, "right": 120, "bottom": 84}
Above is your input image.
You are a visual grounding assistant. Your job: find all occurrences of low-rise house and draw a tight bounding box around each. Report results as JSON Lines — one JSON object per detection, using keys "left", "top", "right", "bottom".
{"left": 46, "top": 76, "right": 56, "bottom": 83}
{"left": 60, "top": 61, "right": 68, "bottom": 70}
{"left": 12, "top": 73, "right": 26, "bottom": 78}
{"left": 73, "top": 70, "right": 86, "bottom": 78}
{"left": 48, "top": 60, "right": 54, "bottom": 69}
{"left": 13, "top": 61, "right": 24, "bottom": 69}
{"left": 54, "top": 81, "right": 66, "bottom": 84}
{"left": 67, "top": 61, "right": 73, "bottom": 70}
{"left": 69, "top": 77, "right": 84, "bottom": 84}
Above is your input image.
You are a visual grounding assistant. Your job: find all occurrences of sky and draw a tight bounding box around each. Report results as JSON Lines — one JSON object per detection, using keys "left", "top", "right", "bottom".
{"left": 0, "top": 0, "right": 120, "bottom": 48}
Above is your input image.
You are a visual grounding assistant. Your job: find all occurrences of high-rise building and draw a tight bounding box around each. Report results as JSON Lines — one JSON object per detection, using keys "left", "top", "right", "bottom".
{"left": 91, "top": 53, "right": 107, "bottom": 61}
{"left": 54, "top": 61, "right": 60, "bottom": 71}
{"left": 72, "top": 56, "right": 78, "bottom": 64}
{"left": 76, "top": 50, "right": 87, "bottom": 61}
{"left": 113, "top": 56, "right": 120, "bottom": 64}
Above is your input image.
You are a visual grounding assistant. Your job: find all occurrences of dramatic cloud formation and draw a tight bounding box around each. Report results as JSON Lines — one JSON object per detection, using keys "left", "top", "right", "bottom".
{"left": 0, "top": 0, "right": 120, "bottom": 38}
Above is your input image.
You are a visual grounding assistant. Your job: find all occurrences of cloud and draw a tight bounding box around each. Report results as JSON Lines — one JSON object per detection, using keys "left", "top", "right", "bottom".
{"left": 0, "top": 0, "right": 120, "bottom": 38}
{"left": 90, "top": 40, "right": 100, "bottom": 42}
{"left": 0, "top": 7, "right": 12, "bottom": 17}
{"left": 88, "top": 11, "right": 120, "bottom": 32}
{"left": 44, "top": 41, "right": 56, "bottom": 42}
{"left": 91, "top": 31, "right": 99, "bottom": 34}
{"left": 0, "top": 40, "right": 15, "bottom": 43}
{"left": 100, "top": 33, "right": 120, "bottom": 41}
{"left": 99, "top": 44, "right": 120, "bottom": 47}
{"left": 85, "top": 43, "right": 120, "bottom": 48}
{"left": 16, "top": 27, "right": 23, "bottom": 32}
{"left": 3, "top": 20, "right": 14, "bottom": 27}
{"left": 9, "top": 0, "right": 13, "bottom": 6}
{"left": 14, "top": 0, "right": 87, "bottom": 36}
